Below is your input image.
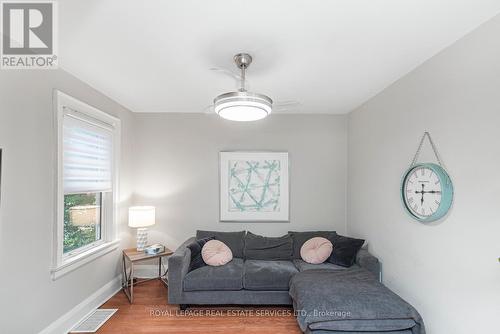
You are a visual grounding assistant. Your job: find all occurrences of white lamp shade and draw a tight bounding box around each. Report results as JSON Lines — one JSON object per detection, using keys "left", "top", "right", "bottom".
{"left": 128, "top": 206, "right": 155, "bottom": 228}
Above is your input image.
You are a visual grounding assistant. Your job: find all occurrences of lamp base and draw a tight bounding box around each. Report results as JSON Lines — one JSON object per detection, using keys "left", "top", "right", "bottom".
{"left": 136, "top": 228, "right": 148, "bottom": 251}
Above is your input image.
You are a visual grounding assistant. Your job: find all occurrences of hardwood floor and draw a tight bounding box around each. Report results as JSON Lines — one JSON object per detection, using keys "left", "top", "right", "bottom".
{"left": 91, "top": 280, "right": 302, "bottom": 333}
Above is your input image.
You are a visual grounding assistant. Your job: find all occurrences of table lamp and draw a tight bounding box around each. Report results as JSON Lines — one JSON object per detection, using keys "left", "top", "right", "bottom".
{"left": 128, "top": 206, "right": 155, "bottom": 251}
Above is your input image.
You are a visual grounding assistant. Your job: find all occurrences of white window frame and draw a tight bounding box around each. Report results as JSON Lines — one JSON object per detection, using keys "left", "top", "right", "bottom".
{"left": 51, "top": 90, "right": 121, "bottom": 280}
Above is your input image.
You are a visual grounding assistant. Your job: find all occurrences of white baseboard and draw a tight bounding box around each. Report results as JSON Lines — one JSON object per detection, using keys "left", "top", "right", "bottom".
{"left": 39, "top": 275, "right": 122, "bottom": 334}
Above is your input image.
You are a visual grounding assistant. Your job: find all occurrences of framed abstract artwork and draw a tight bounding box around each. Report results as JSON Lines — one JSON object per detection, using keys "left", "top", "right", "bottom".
{"left": 219, "top": 151, "right": 289, "bottom": 222}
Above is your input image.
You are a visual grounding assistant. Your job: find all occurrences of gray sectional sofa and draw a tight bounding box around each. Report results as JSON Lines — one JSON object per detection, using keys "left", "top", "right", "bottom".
{"left": 168, "top": 230, "right": 425, "bottom": 334}
{"left": 167, "top": 230, "right": 381, "bottom": 307}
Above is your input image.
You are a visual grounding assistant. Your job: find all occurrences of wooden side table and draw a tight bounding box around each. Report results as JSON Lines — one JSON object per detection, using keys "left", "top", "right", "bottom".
{"left": 122, "top": 247, "right": 173, "bottom": 303}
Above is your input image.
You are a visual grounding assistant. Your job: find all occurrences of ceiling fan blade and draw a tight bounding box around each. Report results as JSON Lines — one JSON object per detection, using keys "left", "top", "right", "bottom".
{"left": 274, "top": 100, "right": 301, "bottom": 107}
{"left": 273, "top": 101, "right": 302, "bottom": 112}
{"left": 209, "top": 67, "right": 240, "bottom": 81}
{"left": 209, "top": 67, "right": 251, "bottom": 90}
{"left": 203, "top": 105, "right": 216, "bottom": 114}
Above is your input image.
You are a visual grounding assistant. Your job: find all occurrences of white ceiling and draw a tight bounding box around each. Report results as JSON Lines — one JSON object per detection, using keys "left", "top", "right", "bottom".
{"left": 59, "top": 0, "right": 500, "bottom": 114}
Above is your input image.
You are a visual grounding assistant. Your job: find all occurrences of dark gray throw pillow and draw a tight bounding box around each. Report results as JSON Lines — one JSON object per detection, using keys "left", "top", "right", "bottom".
{"left": 244, "top": 231, "right": 293, "bottom": 260}
{"left": 328, "top": 235, "right": 365, "bottom": 267}
{"left": 195, "top": 230, "right": 246, "bottom": 258}
{"left": 186, "top": 236, "right": 215, "bottom": 272}
{"left": 288, "top": 231, "right": 338, "bottom": 259}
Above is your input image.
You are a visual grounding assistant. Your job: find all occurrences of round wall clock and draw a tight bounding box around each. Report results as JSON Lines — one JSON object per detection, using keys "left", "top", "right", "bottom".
{"left": 401, "top": 162, "right": 453, "bottom": 223}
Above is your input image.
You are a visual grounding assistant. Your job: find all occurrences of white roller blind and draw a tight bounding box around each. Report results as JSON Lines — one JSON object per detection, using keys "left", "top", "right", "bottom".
{"left": 63, "top": 112, "right": 114, "bottom": 194}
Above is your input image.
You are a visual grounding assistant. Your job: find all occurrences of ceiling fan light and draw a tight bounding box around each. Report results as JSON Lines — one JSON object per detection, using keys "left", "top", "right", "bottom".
{"left": 217, "top": 105, "right": 269, "bottom": 122}
{"left": 214, "top": 91, "right": 272, "bottom": 122}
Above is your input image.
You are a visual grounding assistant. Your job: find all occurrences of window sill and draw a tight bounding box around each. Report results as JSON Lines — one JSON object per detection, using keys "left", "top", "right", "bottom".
{"left": 51, "top": 240, "right": 120, "bottom": 280}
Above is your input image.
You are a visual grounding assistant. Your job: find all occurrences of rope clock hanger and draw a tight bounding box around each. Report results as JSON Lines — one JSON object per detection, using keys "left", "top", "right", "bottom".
{"left": 401, "top": 132, "right": 454, "bottom": 223}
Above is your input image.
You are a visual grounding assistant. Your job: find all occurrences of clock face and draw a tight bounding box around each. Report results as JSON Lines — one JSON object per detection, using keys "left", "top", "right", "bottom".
{"left": 403, "top": 166, "right": 443, "bottom": 220}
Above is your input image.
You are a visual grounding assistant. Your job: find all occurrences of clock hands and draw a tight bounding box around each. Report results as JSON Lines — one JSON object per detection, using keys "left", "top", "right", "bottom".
{"left": 415, "top": 189, "right": 442, "bottom": 195}
{"left": 420, "top": 184, "right": 424, "bottom": 205}
{"left": 415, "top": 184, "right": 442, "bottom": 205}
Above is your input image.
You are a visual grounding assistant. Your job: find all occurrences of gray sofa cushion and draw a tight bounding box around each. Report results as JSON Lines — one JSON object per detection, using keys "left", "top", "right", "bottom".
{"left": 355, "top": 249, "right": 381, "bottom": 278}
{"left": 288, "top": 231, "right": 337, "bottom": 259}
{"left": 293, "top": 259, "right": 350, "bottom": 272}
{"left": 244, "top": 232, "right": 293, "bottom": 260}
{"left": 309, "top": 319, "right": 417, "bottom": 332}
{"left": 328, "top": 234, "right": 365, "bottom": 267}
{"left": 196, "top": 230, "right": 245, "bottom": 258}
{"left": 183, "top": 258, "right": 244, "bottom": 291}
{"left": 186, "top": 236, "right": 215, "bottom": 272}
{"left": 243, "top": 260, "right": 298, "bottom": 291}
{"left": 305, "top": 327, "right": 413, "bottom": 334}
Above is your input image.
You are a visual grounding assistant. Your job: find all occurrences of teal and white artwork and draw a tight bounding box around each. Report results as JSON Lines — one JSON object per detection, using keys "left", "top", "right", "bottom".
{"left": 228, "top": 160, "right": 281, "bottom": 212}
{"left": 220, "top": 152, "right": 289, "bottom": 221}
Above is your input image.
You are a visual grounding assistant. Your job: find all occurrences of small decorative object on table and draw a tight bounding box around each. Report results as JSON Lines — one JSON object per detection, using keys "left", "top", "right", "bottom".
{"left": 144, "top": 243, "right": 165, "bottom": 255}
{"left": 128, "top": 206, "right": 155, "bottom": 251}
{"left": 122, "top": 246, "right": 173, "bottom": 303}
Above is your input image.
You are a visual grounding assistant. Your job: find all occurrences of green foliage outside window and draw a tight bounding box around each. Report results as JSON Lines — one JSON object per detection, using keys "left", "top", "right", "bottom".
{"left": 64, "top": 193, "right": 101, "bottom": 253}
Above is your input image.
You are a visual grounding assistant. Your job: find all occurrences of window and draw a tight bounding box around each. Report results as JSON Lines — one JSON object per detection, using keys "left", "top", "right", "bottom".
{"left": 64, "top": 192, "right": 102, "bottom": 254}
{"left": 52, "top": 91, "right": 121, "bottom": 279}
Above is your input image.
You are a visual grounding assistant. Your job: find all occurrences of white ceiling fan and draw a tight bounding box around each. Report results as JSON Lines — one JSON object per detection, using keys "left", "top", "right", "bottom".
{"left": 209, "top": 53, "right": 301, "bottom": 121}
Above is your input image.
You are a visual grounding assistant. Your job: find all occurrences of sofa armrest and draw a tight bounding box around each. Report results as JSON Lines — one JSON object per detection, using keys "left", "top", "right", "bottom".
{"left": 167, "top": 237, "right": 195, "bottom": 304}
{"left": 356, "top": 249, "right": 381, "bottom": 280}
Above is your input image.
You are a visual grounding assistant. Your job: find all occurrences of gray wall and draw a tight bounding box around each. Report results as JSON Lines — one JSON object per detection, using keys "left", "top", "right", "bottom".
{"left": 0, "top": 70, "right": 134, "bottom": 333}
{"left": 133, "top": 113, "right": 347, "bottom": 249}
{"left": 347, "top": 15, "right": 500, "bottom": 334}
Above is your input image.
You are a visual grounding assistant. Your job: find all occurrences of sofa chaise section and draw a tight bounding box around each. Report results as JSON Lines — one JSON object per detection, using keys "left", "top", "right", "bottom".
{"left": 289, "top": 268, "right": 425, "bottom": 334}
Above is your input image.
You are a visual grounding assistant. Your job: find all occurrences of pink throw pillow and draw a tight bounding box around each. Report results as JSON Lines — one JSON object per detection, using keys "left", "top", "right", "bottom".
{"left": 300, "top": 237, "right": 333, "bottom": 264}
{"left": 201, "top": 240, "right": 233, "bottom": 266}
